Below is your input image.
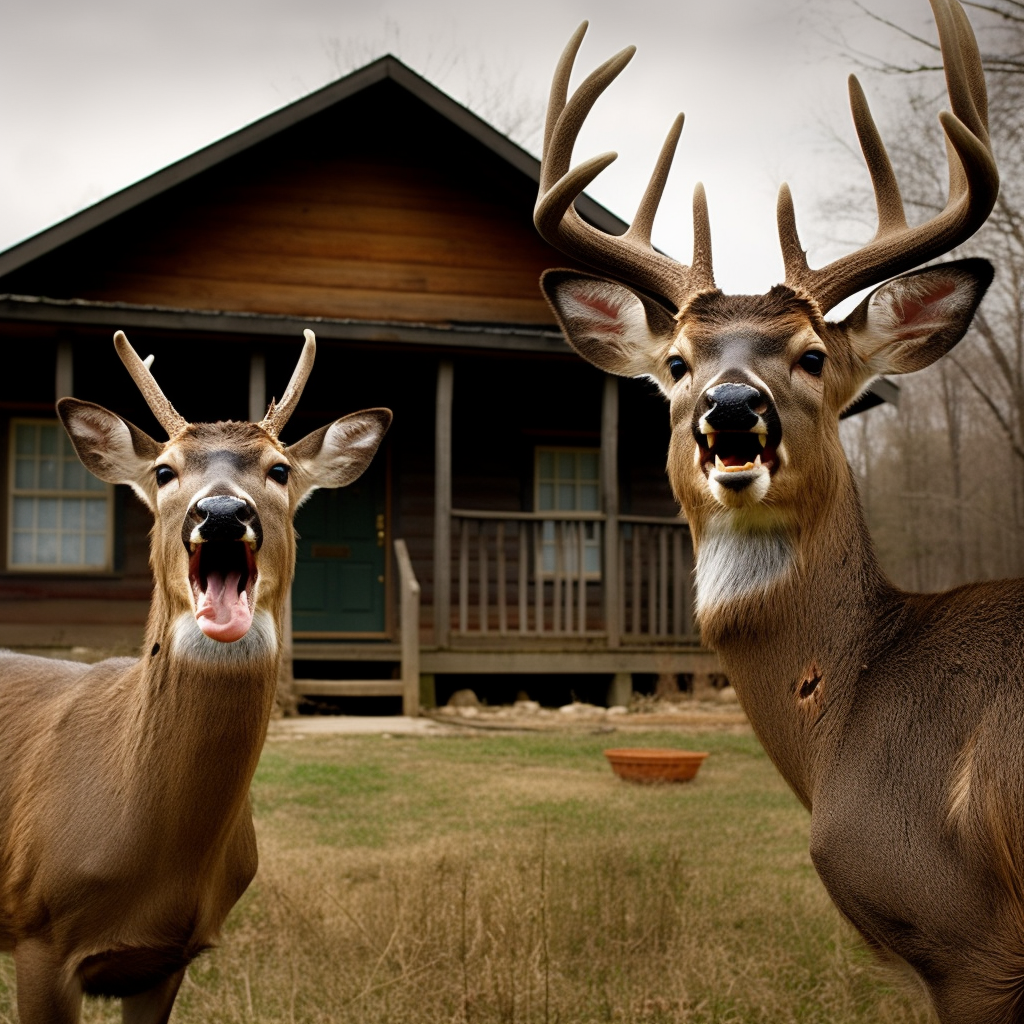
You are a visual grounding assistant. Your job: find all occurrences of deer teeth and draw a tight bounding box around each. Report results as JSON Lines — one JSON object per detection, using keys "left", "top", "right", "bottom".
{"left": 715, "top": 454, "right": 725, "bottom": 471}
{"left": 757, "top": 433, "right": 767, "bottom": 448}
{"left": 755, "top": 454, "right": 763, "bottom": 468}
{"left": 707, "top": 433, "right": 716, "bottom": 448}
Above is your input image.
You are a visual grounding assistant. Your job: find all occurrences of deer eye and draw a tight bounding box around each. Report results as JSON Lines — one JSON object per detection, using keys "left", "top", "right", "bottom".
{"left": 798, "top": 351, "right": 826, "bottom": 376}
{"left": 668, "top": 356, "right": 688, "bottom": 381}
{"left": 155, "top": 465, "right": 176, "bottom": 487}
{"left": 268, "top": 464, "right": 290, "bottom": 485}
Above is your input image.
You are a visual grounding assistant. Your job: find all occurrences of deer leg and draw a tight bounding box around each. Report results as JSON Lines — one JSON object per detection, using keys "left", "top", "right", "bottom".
{"left": 13, "top": 940, "right": 82, "bottom": 1024}
{"left": 120, "top": 968, "right": 186, "bottom": 1024}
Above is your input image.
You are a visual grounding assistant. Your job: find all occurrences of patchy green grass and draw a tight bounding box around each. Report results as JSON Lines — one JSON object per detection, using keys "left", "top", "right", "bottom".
{"left": 1, "top": 729, "right": 932, "bottom": 1023}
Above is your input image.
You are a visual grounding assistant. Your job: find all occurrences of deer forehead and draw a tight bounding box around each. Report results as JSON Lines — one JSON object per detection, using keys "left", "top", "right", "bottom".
{"left": 677, "top": 288, "right": 827, "bottom": 363}
{"left": 165, "top": 423, "right": 286, "bottom": 474}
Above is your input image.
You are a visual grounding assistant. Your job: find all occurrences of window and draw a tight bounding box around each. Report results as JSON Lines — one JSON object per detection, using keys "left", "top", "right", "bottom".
{"left": 8, "top": 420, "right": 113, "bottom": 572}
{"left": 534, "top": 448, "right": 601, "bottom": 577}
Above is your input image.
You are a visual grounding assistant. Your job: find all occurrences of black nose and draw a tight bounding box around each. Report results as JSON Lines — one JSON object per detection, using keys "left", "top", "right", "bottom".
{"left": 703, "top": 383, "right": 764, "bottom": 431}
{"left": 193, "top": 495, "right": 257, "bottom": 543}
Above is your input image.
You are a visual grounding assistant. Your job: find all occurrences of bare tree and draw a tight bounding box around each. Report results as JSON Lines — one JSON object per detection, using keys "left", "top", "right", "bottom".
{"left": 833, "top": 0, "right": 1024, "bottom": 586}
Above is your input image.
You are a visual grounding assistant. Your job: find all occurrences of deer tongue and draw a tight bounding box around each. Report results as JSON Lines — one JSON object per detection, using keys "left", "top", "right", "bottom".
{"left": 195, "top": 570, "right": 253, "bottom": 642}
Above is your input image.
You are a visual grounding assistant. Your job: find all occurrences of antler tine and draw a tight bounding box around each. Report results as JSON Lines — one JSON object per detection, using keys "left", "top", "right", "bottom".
{"left": 260, "top": 330, "right": 316, "bottom": 437}
{"left": 782, "top": 0, "right": 998, "bottom": 314}
{"left": 113, "top": 331, "right": 188, "bottom": 437}
{"left": 535, "top": 24, "right": 714, "bottom": 311}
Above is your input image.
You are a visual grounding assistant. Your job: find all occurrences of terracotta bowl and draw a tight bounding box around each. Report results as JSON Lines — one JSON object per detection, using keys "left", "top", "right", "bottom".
{"left": 604, "top": 748, "right": 709, "bottom": 784}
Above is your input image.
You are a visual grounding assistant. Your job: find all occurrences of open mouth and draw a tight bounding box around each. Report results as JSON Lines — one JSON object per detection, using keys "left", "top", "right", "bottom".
{"left": 697, "top": 429, "right": 779, "bottom": 482}
{"left": 187, "top": 540, "right": 258, "bottom": 643}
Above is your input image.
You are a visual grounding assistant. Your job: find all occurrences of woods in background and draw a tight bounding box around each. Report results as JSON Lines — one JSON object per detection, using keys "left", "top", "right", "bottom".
{"left": 837, "top": 1, "right": 1024, "bottom": 590}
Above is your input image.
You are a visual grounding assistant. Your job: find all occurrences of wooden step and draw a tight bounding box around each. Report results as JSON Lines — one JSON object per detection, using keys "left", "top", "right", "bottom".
{"left": 292, "top": 642, "right": 402, "bottom": 662}
{"left": 294, "top": 678, "right": 405, "bottom": 697}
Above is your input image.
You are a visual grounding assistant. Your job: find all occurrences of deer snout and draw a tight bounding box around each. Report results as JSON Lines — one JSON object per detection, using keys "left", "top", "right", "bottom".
{"left": 184, "top": 495, "right": 263, "bottom": 550}
{"left": 701, "top": 383, "right": 766, "bottom": 432}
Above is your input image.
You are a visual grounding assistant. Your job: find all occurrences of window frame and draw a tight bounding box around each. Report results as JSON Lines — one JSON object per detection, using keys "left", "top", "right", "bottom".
{"left": 533, "top": 446, "right": 603, "bottom": 581}
{"left": 7, "top": 417, "right": 115, "bottom": 574}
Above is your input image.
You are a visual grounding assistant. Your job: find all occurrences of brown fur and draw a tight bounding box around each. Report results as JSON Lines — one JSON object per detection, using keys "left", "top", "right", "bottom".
{"left": 0, "top": 343, "right": 391, "bottom": 1024}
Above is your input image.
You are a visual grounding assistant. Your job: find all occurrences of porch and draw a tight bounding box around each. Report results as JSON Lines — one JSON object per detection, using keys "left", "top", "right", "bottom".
{"left": 288, "top": 358, "right": 720, "bottom": 714}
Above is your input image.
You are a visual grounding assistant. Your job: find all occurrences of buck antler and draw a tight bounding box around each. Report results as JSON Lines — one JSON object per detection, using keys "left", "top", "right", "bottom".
{"left": 537, "top": 0, "right": 996, "bottom": 316}
{"left": 534, "top": 22, "right": 714, "bottom": 311}
{"left": 114, "top": 330, "right": 188, "bottom": 437}
{"left": 259, "top": 329, "right": 316, "bottom": 437}
{"left": 779, "top": 0, "right": 998, "bottom": 313}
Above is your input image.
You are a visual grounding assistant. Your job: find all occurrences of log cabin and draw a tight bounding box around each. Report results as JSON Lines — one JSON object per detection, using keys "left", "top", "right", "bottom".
{"left": 0, "top": 56, "right": 894, "bottom": 712}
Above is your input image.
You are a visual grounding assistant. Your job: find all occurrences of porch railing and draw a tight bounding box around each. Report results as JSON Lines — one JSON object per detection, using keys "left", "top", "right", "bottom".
{"left": 449, "top": 509, "right": 694, "bottom": 641}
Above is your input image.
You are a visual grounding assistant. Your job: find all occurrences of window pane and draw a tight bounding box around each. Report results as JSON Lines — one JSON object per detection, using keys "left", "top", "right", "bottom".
{"left": 61, "top": 533, "right": 81, "bottom": 564}
{"left": 12, "top": 497, "right": 34, "bottom": 529}
{"left": 585, "top": 546, "right": 601, "bottom": 574}
{"left": 84, "top": 472, "right": 106, "bottom": 492}
{"left": 38, "top": 457, "right": 58, "bottom": 490}
{"left": 11, "top": 532, "right": 34, "bottom": 565}
{"left": 62, "top": 458, "right": 84, "bottom": 491}
{"left": 15, "top": 425, "right": 35, "bottom": 456}
{"left": 557, "top": 483, "right": 575, "bottom": 510}
{"left": 15, "top": 459, "right": 35, "bottom": 490}
{"left": 542, "top": 546, "right": 555, "bottom": 573}
{"left": 538, "top": 451, "right": 553, "bottom": 479}
{"left": 85, "top": 534, "right": 106, "bottom": 566}
{"left": 36, "top": 532, "right": 57, "bottom": 564}
{"left": 538, "top": 483, "right": 554, "bottom": 511}
{"left": 579, "top": 452, "right": 599, "bottom": 481}
{"left": 579, "top": 484, "right": 599, "bottom": 511}
{"left": 61, "top": 499, "right": 82, "bottom": 531}
{"left": 37, "top": 499, "right": 58, "bottom": 530}
{"left": 557, "top": 452, "right": 576, "bottom": 481}
{"left": 85, "top": 499, "right": 107, "bottom": 531}
{"left": 39, "top": 425, "right": 58, "bottom": 455}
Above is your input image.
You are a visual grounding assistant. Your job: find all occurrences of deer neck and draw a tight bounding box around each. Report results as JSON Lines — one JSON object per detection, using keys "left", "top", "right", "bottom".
{"left": 114, "top": 582, "right": 283, "bottom": 843}
{"left": 692, "top": 466, "right": 897, "bottom": 807}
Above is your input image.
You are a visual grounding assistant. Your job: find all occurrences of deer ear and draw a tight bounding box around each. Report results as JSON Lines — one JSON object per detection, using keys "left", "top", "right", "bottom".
{"left": 843, "top": 259, "right": 993, "bottom": 377}
{"left": 58, "top": 398, "right": 162, "bottom": 505}
{"left": 541, "top": 270, "right": 676, "bottom": 381}
{"left": 287, "top": 408, "right": 392, "bottom": 503}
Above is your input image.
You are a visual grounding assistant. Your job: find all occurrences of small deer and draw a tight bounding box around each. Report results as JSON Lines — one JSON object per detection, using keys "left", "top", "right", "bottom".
{"left": 0, "top": 330, "right": 390, "bottom": 1024}
{"left": 534, "top": 2, "right": 1021, "bottom": 1020}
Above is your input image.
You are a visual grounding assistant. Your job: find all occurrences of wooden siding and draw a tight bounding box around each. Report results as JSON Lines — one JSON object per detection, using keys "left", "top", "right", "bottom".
{"left": 2, "top": 81, "right": 580, "bottom": 326}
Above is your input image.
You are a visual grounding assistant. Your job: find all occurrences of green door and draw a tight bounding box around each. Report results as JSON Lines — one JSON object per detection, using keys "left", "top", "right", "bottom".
{"left": 292, "top": 463, "right": 387, "bottom": 635}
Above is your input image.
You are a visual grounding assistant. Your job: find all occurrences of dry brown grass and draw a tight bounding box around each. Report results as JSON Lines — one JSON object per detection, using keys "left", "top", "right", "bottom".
{"left": 1, "top": 729, "right": 935, "bottom": 1023}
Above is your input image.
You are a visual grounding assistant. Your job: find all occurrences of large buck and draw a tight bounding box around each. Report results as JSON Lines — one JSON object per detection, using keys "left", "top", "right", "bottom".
{"left": 0, "top": 330, "right": 390, "bottom": 1023}
{"left": 534, "top": 2, "right": 1020, "bottom": 1021}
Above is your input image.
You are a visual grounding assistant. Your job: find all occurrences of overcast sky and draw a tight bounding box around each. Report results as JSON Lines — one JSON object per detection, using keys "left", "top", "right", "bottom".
{"left": 1, "top": 0, "right": 946, "bottom": 299}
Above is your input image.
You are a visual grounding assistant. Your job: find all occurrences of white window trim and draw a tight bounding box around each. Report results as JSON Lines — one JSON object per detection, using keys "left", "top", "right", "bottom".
{"left": 7, "top": 418, "right": 115, "bottom": 574}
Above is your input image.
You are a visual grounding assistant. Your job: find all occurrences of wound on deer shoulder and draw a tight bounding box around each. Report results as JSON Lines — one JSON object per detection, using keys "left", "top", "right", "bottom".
{"left": 799, "top": 669, "right": 822, "bottom": 699}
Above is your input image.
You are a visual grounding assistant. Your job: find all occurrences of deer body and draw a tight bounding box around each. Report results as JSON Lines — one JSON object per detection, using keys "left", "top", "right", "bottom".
{"left": 532, "top": 1, "right": 1024, "bottom": 1017}
{"left": 0, "top": 334, "right": 390, "bottom": 1023}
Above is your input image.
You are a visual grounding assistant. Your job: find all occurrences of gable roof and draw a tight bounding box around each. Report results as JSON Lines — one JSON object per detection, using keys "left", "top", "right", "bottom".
{"left": 0, "top": 55, "right": 626, "bottom": 282}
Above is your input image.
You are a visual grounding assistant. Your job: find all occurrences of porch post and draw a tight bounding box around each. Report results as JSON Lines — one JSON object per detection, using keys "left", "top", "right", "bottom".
{"left": 248, "top": 351, "right": 266, "bottom": 422}
{"left": 434, "top": 359, "right": 454, "bottom": 647}
{"left": 601, "top": 375, "right": 620, "bottom": 647}
{"left": 56, "top": 339, "right": 73, "bottom": 399}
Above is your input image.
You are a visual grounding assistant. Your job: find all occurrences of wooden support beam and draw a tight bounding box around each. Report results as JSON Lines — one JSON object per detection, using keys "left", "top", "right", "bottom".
{"left": 248, "top": 351, "right": 267, "bottom": 422}
{"left": 434, "top": 359, "right": 454, "bottom": 647}
{"left": 601, "top": 376, "right": 620, "bottom": 647}
{"left": 56, "top": 339, "right": 73, "bottom": 400}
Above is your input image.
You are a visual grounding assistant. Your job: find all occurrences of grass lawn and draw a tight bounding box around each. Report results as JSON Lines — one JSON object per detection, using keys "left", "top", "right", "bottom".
{"left": 0, "top": 727, "right": 932, "bottom": 1023}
